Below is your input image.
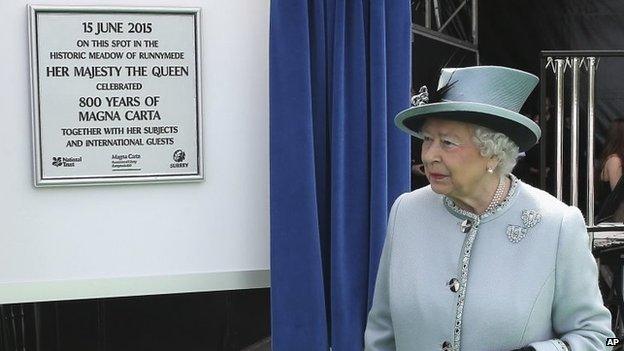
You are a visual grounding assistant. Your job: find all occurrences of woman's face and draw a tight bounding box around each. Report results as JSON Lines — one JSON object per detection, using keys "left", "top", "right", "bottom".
{"left": 420, "top": 119, "right": 492, "bottom": 199}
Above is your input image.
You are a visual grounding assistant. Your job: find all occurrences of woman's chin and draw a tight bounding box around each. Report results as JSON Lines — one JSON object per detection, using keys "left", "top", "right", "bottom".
{"left": 429, "top": 183, "right": 451, "bottom": 195}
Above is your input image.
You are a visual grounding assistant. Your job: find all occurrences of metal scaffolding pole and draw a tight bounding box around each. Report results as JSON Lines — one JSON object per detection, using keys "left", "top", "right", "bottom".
{"left": 570, "top": 58, "right": 581, "bottom": 206}
{"left": 539, "top": 58, "right": 547, "bottom": 190}
{"left": 472, "top": 0, "right": 478, "bottom": 46}
{"left": 555, "top": 59, "right": 566, "bottom": 201}
{"left": 433, "top": 0, "right": 442, "bottom": 29}
{"left": 440, "top": 0, "right": 468, "bottom": 32}
{"left": 425, "top": 0, "right": 431, "bottom": 29}
{"left": 587, "top": 57, "right": 597, "bottom": 226}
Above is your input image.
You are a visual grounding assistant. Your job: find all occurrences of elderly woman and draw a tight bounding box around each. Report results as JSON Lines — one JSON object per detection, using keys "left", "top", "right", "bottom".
{"left": 364, "top": 66, "right": 614, "bottom": 351}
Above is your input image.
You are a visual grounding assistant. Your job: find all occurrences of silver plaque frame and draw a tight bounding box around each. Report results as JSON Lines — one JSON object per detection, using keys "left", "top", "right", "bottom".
{"left": 28, "top": 5, "right": 203, "bottom": 186}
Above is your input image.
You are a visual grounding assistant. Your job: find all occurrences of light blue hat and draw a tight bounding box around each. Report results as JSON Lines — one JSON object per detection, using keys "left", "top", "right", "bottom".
{"left": 395, "top": 66, "right": 541, "bottom": 152}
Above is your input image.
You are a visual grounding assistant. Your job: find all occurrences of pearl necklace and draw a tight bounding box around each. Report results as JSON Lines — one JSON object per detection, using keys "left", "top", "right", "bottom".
{"left": 484, "top": 177, "right": 506, "bottom": 214}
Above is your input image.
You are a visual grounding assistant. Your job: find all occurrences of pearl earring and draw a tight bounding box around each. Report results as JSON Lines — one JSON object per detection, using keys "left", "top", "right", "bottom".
{"left": 487, "top": 168, "right": 494, "bottom": 173}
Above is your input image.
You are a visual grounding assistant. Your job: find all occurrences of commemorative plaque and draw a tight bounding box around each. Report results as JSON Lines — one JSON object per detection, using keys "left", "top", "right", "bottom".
{"left": 28, "top": 6, "right": 202, "bottom": 186}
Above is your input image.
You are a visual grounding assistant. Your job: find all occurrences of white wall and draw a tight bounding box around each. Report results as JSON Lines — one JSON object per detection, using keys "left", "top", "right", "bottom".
{"left": 0, "top": 0, "right": 270, "bottom": 303}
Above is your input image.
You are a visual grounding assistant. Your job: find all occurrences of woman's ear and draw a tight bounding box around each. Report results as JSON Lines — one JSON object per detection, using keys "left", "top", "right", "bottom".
{"left": 487, "top": 156, "right": 500, "bottom": 173}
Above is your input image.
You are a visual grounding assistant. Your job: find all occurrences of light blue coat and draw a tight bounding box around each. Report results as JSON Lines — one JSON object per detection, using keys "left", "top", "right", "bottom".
{"left": 365, "top": 179, "right": 614, "bottom": 351}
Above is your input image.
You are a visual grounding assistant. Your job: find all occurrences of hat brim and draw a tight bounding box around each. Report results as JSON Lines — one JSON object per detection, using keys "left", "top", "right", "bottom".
{"left": 395, "top": 101, "right": 541, "bottom": 152}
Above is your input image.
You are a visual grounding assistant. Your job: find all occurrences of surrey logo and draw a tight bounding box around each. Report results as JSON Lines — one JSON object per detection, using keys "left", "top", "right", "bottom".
{"left": 173, "top": 149, "right": 186, "bottom": 162}
{"left": 170, "top": 149, "right": 189, "bottom": 169}
{"left": 52, "top": 157, "right": 63, "bottom": 167}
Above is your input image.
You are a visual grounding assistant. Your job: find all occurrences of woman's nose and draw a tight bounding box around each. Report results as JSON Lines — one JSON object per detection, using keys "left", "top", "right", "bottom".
{"left": 421, "top": 141, "right": 440, "bottom": 164}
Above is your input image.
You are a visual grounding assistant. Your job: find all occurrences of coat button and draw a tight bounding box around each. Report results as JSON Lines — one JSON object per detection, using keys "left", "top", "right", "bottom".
{"left": 460, "top": 219, "right": 472, "bottom": 233}
{"left": 442, "top": 341, "right": 452, "bottom": 350}
{"left": 448, "top": 278, "right": 460, "bottom": 292}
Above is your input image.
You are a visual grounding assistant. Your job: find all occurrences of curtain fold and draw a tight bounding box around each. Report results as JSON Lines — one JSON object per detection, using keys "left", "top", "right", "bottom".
{"left": 270, "top": 1, "right": 411, "bottom": 349}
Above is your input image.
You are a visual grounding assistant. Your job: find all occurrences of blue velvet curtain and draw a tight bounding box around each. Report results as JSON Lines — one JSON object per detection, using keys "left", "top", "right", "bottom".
{"left": 269, "top": 1, "right": 411, "bottom": 349}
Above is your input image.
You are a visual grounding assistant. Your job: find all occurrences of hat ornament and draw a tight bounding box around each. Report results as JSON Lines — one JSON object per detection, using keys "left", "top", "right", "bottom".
{"left": 411, "top": 86, "right": 429, "bottom": 106}
{"left": 410, "top": 79, "right": 458, "bottom": 107}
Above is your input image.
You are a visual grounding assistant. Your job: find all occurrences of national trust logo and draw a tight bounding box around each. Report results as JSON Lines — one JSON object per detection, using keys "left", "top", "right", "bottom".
{"left": 173, "top": 149, "right": 186, "bottom": 162}
{"left": 51, "top": 156, "right": 83, "bottom": 167}
{"left": 52, "top": 157, "right": 63, "bottom": 167}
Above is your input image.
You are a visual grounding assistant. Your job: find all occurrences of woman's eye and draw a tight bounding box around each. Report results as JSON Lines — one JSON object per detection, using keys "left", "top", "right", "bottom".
{"left": 442, "top": 139, "right": 456, "bottom": 146}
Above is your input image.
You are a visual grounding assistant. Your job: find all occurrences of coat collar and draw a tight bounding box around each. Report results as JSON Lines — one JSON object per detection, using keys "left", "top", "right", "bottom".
{"left": 442, "top": 174, "right": 521, "bottom": 223}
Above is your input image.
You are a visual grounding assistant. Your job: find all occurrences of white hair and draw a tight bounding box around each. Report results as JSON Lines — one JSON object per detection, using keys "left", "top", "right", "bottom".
{"left": 472, "top": 126, "right": 520, "bottom": 176}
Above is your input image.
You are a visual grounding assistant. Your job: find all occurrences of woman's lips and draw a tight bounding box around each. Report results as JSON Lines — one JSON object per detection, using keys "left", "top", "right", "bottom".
{"left": 429, "top": 173, "right": 448, "bottom": 181}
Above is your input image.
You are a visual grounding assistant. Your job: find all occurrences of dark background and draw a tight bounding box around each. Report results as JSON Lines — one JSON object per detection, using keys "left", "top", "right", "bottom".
{"left": 479, "top": 0, "right": 624, "bottom": 209}
{"left": 0, "top": 289, "right": 269, "bottom": 351}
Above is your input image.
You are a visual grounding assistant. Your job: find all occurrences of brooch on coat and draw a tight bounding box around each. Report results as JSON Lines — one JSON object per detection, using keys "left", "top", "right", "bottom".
{"left": 506, "top": 209, "right": 541, "bottom": 243}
